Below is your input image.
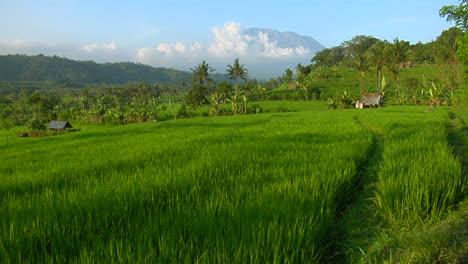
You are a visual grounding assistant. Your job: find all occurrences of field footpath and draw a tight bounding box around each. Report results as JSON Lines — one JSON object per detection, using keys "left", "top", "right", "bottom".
{"left": 327, "top": 115, "right": 386, "bottom": 263}
{"left": 330, "top": 107, "right": 468, "bottom": 263}
{"left": 447, "top": 110, "right": 468, "bottom": 183}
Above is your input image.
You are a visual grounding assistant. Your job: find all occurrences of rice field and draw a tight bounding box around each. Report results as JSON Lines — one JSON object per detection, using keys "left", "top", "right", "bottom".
{"left": 0, "top": 102, "right": 464, "bottom": 263}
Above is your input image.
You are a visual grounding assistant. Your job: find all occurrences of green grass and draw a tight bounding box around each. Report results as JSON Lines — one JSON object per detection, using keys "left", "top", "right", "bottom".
{"left": 0, "top": 104, "right": 373, "bottom": 263}
{"left": 0, "top": 101, "right": 465, "bottom": 263}
{"left": 359, "top": 108, "right": 463, "bottom": 223}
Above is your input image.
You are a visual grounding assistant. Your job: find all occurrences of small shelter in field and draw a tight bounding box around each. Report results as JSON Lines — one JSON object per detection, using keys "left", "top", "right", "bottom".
{"left": 398, "top": 61, "right": 413, "bottom": 69}
{"left": 47, "top": 121, "right": 73, "bottom": 133}
{"left": 355, "top": 93, "right": 382, "bottom": 108}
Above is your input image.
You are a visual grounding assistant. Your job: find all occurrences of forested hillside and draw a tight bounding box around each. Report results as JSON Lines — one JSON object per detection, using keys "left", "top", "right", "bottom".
{"left": 0, "top": 54, "right": 228, "bottom": 85}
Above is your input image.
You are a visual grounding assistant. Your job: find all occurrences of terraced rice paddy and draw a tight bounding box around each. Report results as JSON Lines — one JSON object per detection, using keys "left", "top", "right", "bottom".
{"left": 0, "top": 103, "right": 464, "bottom": 263}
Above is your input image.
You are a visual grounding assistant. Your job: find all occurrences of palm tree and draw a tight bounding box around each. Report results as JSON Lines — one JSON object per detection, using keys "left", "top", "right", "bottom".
{"left": 226, "top": 59, "right": 249, "bottom": 95}
{"left": 354, "top": 53, "right": 370, "bottom": 91}
{"left": 387, "top": 38, "right": 410, "bottom": 81}
{"left": 369, "top": 41, "right": 387, "bottom": 80}
{"left": 190, "top": 61, "right": 214, "bottom": 87}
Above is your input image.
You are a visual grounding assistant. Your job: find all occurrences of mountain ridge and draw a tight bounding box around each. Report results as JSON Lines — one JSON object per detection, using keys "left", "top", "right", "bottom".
{"left": 0, "top": 54, "right": 229, "bottom": 88}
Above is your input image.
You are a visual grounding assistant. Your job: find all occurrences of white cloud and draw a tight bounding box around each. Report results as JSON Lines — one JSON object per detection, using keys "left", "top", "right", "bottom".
{"left": 134, "top": 22, "right": 313, "bottom": 68}
{"left": 136, "top": 47, "right": 153, "bottom": 62}
{"left": 0, "top": 39, "right": 59, "bottom": 52}
{"left": 82, "top": 41, "right": 117, "bottom": 53}
{"left": 0, "top": 22, "right": 318, "bottom": 78}
{"left": 131, "top": 22, "right": 318, "bottom": 77}
{"left": 175, "top": 42, "right": 185, "bottom": 53}
{"left": 190, "top": 42, "right": 203, "bottom": 51}
{"left": 255, "top": 32, "right": 294, "bottom": 57}
{"left": 0, "top": 39, "right": 130, "bottom": 63}
{"left": 153, "top": 42, "right": 187, "bottom": 55}
{"left": 207, "top": 22, "right": 249, "bottom": 57}
{"left": 295, "top": 46, "right": 310, "bottom": 56}
{"left": 156, "top": 43, "right": 172, "bottom": 54}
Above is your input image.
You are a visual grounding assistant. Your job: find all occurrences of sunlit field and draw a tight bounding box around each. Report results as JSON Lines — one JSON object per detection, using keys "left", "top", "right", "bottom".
{"left": 0, "top": 102, "right": 463, "bottom": 263}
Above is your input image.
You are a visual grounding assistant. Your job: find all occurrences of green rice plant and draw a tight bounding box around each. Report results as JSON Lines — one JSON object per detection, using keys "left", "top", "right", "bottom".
{"left": 0, "top": 108, "right": 373, "bottom": 263}
{"left": 0, "top": 102, "right": 464, "bottom": 262}
{"left": 361, "top": 108, "right": 464, "bottom": 223}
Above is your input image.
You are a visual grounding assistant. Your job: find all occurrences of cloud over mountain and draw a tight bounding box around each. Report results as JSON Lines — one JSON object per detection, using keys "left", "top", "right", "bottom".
{"left": 135, "top": 22, "right": 325, "bottom": 78}
{"left": 0, "top": 22, "right": 325, "bottom": 79}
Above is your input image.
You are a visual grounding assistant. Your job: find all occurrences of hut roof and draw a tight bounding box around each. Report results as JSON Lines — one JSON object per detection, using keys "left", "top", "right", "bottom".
{"left": 361, "top": 93, "right": 381, "bottom": 105}
{"left": 47, "top": 121, "right": 72, "bottom": 130}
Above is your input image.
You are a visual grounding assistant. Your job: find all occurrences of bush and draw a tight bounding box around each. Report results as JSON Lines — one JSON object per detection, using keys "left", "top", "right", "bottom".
{"left": 26, "top": 116, "right": 46, "bottom": 131}
{"left": 276, "top": 107, "right": 289, "bottom": 112}
{"left": 17, "top": 132, "right": 28, "bottom": 137}
{"left": 249, "top": 104, "right": 263, "bottom": 114}
{"left": 176, "top": 104, "right": 189, "bottom": 119}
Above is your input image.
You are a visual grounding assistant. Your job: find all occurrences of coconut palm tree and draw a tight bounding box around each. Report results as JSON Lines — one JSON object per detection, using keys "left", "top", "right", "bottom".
{"left": 226, "top": 59, "right": 249, "bottom": 95}
{"left": 354, "top": 53, "right": 370, "bottom": 92}
{"left": 190, "top": 61, "right": 214, "bottom": 87}
{"left": 369, "top": 41, "right": 387, "bottom": 80}
{"left": 386, "top": 38, "right": 411, "bottom": 82}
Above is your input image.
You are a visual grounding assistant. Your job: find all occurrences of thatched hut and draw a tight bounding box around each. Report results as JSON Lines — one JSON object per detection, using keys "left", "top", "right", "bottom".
{"left": 355, "top": 93, "right": 382, "bottom": 108}
{"left": 47, "top": 121, "right": 73, "bottom": 133}
{"left": 398, "top": 61, "right": 413, "bottom": 69}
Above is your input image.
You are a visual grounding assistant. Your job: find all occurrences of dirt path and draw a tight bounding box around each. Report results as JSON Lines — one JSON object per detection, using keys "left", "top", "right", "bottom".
{"left": 326, "top": 116, "right": 385, "bottom": 263}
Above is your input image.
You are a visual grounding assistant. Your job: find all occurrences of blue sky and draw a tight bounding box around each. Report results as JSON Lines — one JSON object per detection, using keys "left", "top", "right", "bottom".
{"left": 0, "top": 0, "right": 459, "bottom": 77}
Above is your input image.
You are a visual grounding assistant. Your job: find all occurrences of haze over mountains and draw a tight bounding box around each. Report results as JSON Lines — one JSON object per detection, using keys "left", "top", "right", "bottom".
{"left": 135, "top": 24, "right": 326, "bottom": 79}
{"left": 239, "top": 28, "right": 326, "bottom": 78}
{"left": 0, "top": 24, "right": 325, "bottom": 80}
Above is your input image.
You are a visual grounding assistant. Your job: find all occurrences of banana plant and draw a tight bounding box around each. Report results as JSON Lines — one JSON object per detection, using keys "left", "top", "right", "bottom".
{"left": 339, "top": 91, "right": 352, "bottom": 109}
{"left": 241, "top": 94, "right": 248, "bottom": 114}
{"left": 428, "top": 82, "right": 445, "bottom": 106}
{"left": 297, "top": 81, "right": 309, "bottom": 101}
{"left": 252, "top": 84, "right": 266, "bottom": 101}
{"left": 379, "top": 75, "right": 386, "bottom": 97}
{"left": 206, "top": 92, "right": 221, "bottom": 117}
{"left": 227, "top": 94, "right": 247, "bottom": 115}
{"left": 327, "top": 97, "right": 338, "bottom": 109}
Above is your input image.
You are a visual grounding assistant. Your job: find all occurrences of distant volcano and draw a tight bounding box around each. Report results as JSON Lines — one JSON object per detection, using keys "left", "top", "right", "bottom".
{"left": 243, "top": 28, "right": 325, "bottom": 55}
{"left": 232, "top": 27, "right": 325, "bottom": 79}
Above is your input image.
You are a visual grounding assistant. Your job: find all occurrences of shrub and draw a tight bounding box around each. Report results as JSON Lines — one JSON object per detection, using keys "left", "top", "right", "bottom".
{"left": 26, "top": 116, "right": 46, "bottom": 131}
{"left": 16, "top": 132, "right": 28, "bottom": 137}
{"left": 249, "top": 104, "right": 263, "bottom": 114}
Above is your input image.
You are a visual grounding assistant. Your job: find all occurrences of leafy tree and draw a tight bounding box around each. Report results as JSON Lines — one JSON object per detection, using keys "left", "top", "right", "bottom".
{"left": 343, "top": 35, "right": 379, "bottom": 67}
{"left": 343, "top": 35, "right": 379, "bottom": 54}
{"left": 434, "top": 27, "right": 464, "bottom": 64}
{"left": 411, "top": 41, "right": 436, "bottom": 64}
{"left": 185, "top": 84, "right": 208, "bottom": 106}
{"left": 226, "top": 59, "right": 249, "bottom": 95}
{"left": 295, "top": 63, "right": 312, "bottom": 75}
{"left": 440, "top": 0, "right": 468, "bottom": 31}
{"left": 216, "top": 81, "right": 233, "bottom": 103}
{"left": 457, "top": 32, "right": 468, "bottom": 63}
{"left": 311, "top": 46, "right": 345, "bottom": 67}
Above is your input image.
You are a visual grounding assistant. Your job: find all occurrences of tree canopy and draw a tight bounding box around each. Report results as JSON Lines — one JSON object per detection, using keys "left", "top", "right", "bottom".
{"left": 440, "top": 0, "right": 468, "bottom": 31}
{"left": 226, "top": 59, "right": 249, "bottom": 94}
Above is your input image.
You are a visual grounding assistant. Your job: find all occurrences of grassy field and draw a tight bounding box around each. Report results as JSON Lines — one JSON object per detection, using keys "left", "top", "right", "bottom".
{"left": 0, "top": 101, "right": 465, "bottom": 263}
